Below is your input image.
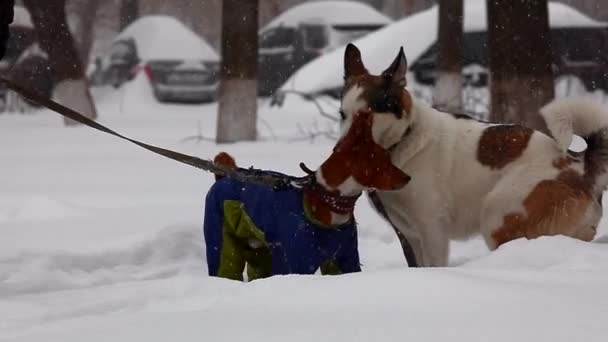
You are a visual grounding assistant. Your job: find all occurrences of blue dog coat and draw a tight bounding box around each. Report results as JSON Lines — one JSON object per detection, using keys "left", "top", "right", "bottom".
{"left": 204, "top": 177, "right": 361, "bottom": 280}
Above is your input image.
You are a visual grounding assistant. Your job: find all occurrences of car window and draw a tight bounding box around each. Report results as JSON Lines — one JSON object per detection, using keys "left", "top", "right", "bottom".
{"left": 4, "top": 26, "right": 35, "bottom": 63}
{"left": 109, "top": 39, "right": 137, "bottom": 65}
{"left": 332, "top": 25, "right": 383, "bottom": 47}
{"left": 300, "top": 24, "right": 328, "bottom": 50}
{"left": 411, "top": 32, "right": 488, "bottom": 71}
{"left": 259, "top": 27, "right": 296, "bottom": 49}
{"left": 556, "top": 29, "right": 608, "bottom": 63}
{"left": 411, "top": 44, "right": 438, "bottom": 69}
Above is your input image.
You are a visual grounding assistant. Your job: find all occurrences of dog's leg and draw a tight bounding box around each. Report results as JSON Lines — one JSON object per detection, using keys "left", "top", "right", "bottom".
{"left": 379, "top": 205, "right": 433, "bottom": 266}
{"left": 481, "top": 171, "right": 595, "bottom": 250}
{"left": 574, "top": 198, "right": 602, "bottom": 242}
{"left": 420, "top": 224, "right": 450, "bottom": 267}
{"left": 368, "top": 192, "right": 420, "bottom": 266}
{"left": 480, "top": 167, "right": 543, "bottom": 250}
{"left": 376, "top": 191, "right": 451, "bottom": 267}
{"left": 391, "top": 221, "right": 448, "bottom": 267}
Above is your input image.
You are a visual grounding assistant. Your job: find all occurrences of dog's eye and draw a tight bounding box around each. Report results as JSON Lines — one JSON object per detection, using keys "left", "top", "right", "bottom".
{"left": 339, "top": 110, "right": 346, "bottom": 120}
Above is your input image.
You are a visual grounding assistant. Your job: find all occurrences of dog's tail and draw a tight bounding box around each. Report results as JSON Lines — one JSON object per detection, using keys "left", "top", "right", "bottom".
{"left": 213, "top": 152, "right": 237, "bottom": 181}
{"left": 540, "top": 97, "right": 608, "bottom": 192}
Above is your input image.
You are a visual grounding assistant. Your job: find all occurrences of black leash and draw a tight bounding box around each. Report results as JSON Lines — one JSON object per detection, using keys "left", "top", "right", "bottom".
{"left": 2, "top": 76, "right": 418, "bottom": 267}
{"left": 0, "top": 76, "right": 311, "bottom": 190}
{"left": 368, "top": 191, "right": 418, "bottom": 267}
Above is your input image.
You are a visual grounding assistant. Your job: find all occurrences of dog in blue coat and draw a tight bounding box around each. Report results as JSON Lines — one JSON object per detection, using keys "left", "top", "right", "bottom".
{"left": 203, "top": 111, "right": 410, "bottom": 281}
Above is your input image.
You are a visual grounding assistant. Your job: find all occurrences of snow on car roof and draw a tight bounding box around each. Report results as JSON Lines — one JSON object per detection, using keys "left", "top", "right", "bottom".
{"left": 114, "top": 16, "right": 219, "bottom": 62}
{"left": 281, "top": 0, "right": 607, "bottom": 95}
{"left": 262, "top": 0, "right": 391, "bottom": 33}
{"left": 11, "top": 6, "right": 33, "bottom": 29}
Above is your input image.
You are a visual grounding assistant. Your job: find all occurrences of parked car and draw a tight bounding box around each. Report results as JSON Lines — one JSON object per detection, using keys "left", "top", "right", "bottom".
{"left": 281, "top": 1, "right": 608, "bottom": 101}
{"left": 91, "top": 16, "right": 220, "bottom": 104}
{"left": 0, "top": 6, "right": 54, "bottom": 112}
{"left": 409, "top": 27, "right": 608, "bottom": 92}
{"left": 258, "top": 0, "right": 391, "bottom": 96}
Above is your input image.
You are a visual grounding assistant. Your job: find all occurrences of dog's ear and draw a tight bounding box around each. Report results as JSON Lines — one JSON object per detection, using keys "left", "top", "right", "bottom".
{"left": 382, "top": 47, "right": 407, "bottom": 87}
{"left": 344, "top": 43, "right": 367, "bottom": 79}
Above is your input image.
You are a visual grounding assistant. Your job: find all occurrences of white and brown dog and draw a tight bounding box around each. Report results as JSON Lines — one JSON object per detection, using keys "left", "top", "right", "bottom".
{"left": 340, "top": 43, "right": 608, "bottom": 267}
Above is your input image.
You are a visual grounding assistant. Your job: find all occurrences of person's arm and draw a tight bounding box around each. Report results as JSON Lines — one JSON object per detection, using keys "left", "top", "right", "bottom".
{"left": 0, "top": 0, "right": 15, "bottom": 60}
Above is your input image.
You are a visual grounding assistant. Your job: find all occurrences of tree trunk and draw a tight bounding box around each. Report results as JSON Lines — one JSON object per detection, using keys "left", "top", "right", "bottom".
{"left": 259, "top": 0, "right": 282, "bottom": 27}
{"left": 119, "top": 0, "right": 139, "bottom": 31}
{"left": 433, "top": 0, "right": 463, "bottom": 112}
{"left": 73, "top": 0, "right": 102, "bottom": 66}
{"left": 487, "top": 0, "right": 554, "bottom": 131}
{"left": 23, "top": 0, "right": 98, "bottom": 125}
{"left": 216, "top": 0, "right": 258, "bottom": 143}
{"left": 402, "top": 0, "right": 415, "bottom": 15}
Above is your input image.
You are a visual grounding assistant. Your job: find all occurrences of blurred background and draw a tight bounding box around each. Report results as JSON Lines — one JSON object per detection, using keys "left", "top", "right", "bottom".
{"left": 2, "top": 1, "right": 608, "bottom": 338}
{"left": 2, "top": 0, "right": 608, "bottom": 124}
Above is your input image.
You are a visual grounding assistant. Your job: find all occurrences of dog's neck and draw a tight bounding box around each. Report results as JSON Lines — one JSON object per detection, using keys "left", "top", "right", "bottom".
{"left": 389, "top": 98, "right": 438, "bottom": 165}
{"left": 302, "top": 170, "right": 362, "bottom": 227}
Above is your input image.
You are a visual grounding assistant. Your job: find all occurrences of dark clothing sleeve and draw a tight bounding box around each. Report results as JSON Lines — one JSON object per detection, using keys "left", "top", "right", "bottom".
{"left": 336, "top": 229, "right": 361, "bottom": 274}
{"left": 0, "top": 0, "right": 15, "bottom": 60}
{"left": 203, "top": 184, "right": 226, "bottom": 277}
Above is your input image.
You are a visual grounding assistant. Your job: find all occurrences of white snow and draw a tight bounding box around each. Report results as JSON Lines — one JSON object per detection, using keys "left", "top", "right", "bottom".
{"left": 0, "top": 196, "right": 87, "bottom": 223}
{"left": 261, "top": 0, "right": 391, "bottom": 32}
{"left": 10, "top": 6, "right": 33, "bottom": 29}
{"left": 281, "top": 0, "right": 608, "bottom": 95}
{"left": 113, "top": 16, "right": 219, "bottom": 62}
{"left": 1, "top": 83, "right": 608, "bottom": 341}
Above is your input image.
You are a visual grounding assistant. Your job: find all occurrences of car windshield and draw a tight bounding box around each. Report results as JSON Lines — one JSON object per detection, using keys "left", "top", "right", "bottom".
{"left": 109, "top": 40, "right": 137, "bottom": 63}
{"left": 259, "top": 27, "right": 296, "bottom": 49}
{"left": 556, "top": 29, "right": 608, "bottom": 62}
{"left": 300, "top": 24, "right": 328, "bottom": 50}
{"left": 331, "top": 25, "right": 380, "bottom": 47}
{"left": 4, "top": 27, "right": 35, "bottom": 62}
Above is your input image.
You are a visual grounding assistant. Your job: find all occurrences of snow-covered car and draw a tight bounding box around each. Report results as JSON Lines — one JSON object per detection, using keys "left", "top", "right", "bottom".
{"left": 280, "top": 0, "right": 608, "bottom": 100}
{"left": 258, "top": 0, "right": 391, "bottom": 96}
{"left": 91, "top": 16, "right": 220, "bottom": 104}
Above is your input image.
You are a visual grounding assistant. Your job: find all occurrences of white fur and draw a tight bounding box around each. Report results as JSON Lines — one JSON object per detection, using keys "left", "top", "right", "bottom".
{"left": 342, "top": 94, "right": 606, "bottom": 267}
{"left": 341, "top": 86, "right": 411, "bottom": 149}
{"left": 433, "top": 71, "right": 462, "bottom": 112}
{"left": 541, "top": 97, "right": 608, "bottom": 193}
{"left": 541, "top": 96, "right": 608, "bottom": 152}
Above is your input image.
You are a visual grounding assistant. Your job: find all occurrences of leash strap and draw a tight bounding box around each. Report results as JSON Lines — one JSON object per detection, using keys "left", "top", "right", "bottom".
{"left": 368, "top": 191, "right": 418, "bottom": 267}
{"left": 0, "top": 76, "right": 309, "bottom": 190}
{"left": 2, "top": 77, "right": 418, "bottom": 266}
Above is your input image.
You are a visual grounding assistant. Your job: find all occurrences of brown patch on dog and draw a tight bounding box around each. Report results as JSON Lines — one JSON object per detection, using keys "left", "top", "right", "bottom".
{"left": 552, "top": 156, "right": 577, "bottom": 170}
{"left": 343, "top": 44, "right": 412, "bottom": 118}
{"left": 401, "top": 89, "right": 413, "bottom": 115}
{"left": 491, "top": 169, "right": 593, "bottom": 248}
{"left": 344, "top": 43, "right": 367, "bottom": 78}
{"left": 213, "top": 152, "right": 237, "bottom": 181}
{"left": 303, "top": 191, "right": 334, "bottom": 226}
{"left": 320, "top": 111, "right": 410, "bottom": 191}
{"left": 308, "top": 110, "right": 410, "bottom": 226}
{"left": 477, "top": 125, "right": 534, "bottom": 169}
{"left": 343, "top": 74, "right": 413, "bottom": 118}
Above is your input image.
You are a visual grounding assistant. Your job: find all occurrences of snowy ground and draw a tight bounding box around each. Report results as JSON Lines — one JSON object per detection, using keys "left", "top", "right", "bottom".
{"left": 1, "top": 82, "right": 608, "bottom": 341}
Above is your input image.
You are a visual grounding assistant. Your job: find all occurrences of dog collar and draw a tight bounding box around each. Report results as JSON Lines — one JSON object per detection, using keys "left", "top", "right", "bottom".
{"left": 385, "top": 126, "right": 410, "bottom": 154}
{"left": 304, "top": 181, "right": 361, "bottom": 215}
